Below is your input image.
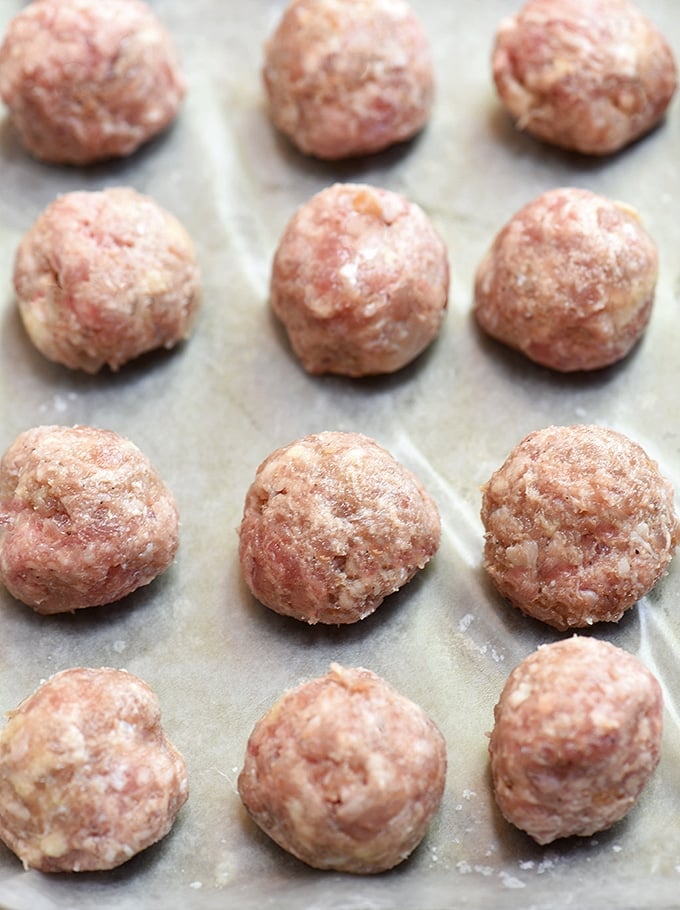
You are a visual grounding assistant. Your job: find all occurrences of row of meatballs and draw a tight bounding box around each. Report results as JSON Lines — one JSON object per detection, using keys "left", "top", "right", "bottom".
{"left": 0, "top": 421, "right": 675, "bottom": 873}
{"left": 0, "top": 638, "right": 664, "bottom": 875}
{"left": 1, "top": 423, "right": 676, "bottom": 630}
{"left": 0, "top": 0, "right": 676, "bottom": 164}
{"left": 8, "top": 179, "right": 666, "bottom": 379}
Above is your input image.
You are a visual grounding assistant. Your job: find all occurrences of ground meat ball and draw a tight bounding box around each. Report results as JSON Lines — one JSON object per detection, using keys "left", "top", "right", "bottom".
{"left": 238, "top": 664, "right": 446, "bottom": 873}
{"left": 474, "top": 187, "right": 658, "bottom": 372}
{"left": 271, "top": 183, "right": 449, "bottom": 376}
{"left": 481, "top": 424, "right": 680, "bottom": 630}
{"left": 0, "top": 0, "right": 185, "bottom": 165}
{"left": 492, "top": 0, "right": 677, "bottom": 155}
{"left": 239, "top": 431, "right": 441, "bottom": 624}
{"left": 0, "top": 425, "right": 179, "bottom": 614}
{"left": 14, "top": 188, "right": 201, "bottom": 374}
{"left": 489, "top": 637, "right": 662, "bottom": 844}
{"left": 263, "top": 0, "right": 434, "bottom": 159}
{"left": 0, "top": 667, "right": 188, "bottom": 872}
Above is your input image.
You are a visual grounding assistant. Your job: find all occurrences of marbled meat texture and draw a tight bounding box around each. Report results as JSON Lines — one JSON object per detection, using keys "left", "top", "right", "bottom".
{"left": 0, "top": 425, "right": 180, "bottom": 614}
{"left": 492, "top": 0, "right": 677, "bottom": 155}
{"left": 481, "top": 424, "right": 679, "bottom": 630}
{"left": 238, "top": 664, "right": 447, "bottom": 873}
{"left": 489, "top": 637, "right": 663, "bottom": 844}
{"left": 474, "top": 187, "right": 658, "bottom": 372}
{"left": 263, "top": 0, "right": 434, "bottom": 159}
{"left": 239, "top": 431, "right": 441, "bottom": 624}
{"left": 0, "top": 0, "right": 186, "bottom": 164}
{"left": 271, "top": 183, "right": 449, "bottom": 376}
{"left": 14, "top": 187, "right": 201, "bottom": 373}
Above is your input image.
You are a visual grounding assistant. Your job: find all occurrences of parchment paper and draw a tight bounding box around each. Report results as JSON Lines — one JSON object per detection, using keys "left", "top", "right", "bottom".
{"left": 0, "top": 1, "right": 679, "bottom": 908}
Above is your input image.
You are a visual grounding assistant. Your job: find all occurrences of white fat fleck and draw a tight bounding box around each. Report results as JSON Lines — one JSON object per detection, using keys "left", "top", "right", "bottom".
{"left": 631, "top": 525, "right": 656, "bottom": 557}
{"left": 189, "top": 882, "right": 203, "bottom": 890}
{"left": 113, "top": 640, "right": 127, "bottom": 654}
{"left": 339, "top": 247, "right": 379, "bottom": 287}
{"left": 139, "top": 541, "right": 155, "bottom": 558}
{"left": 282, "top": 443, "right": 308, "bottom": 465}
{"left": 457, "top": 860, "right": 472, "bottom": 874}
{"left": 365, "top": 751, "right": 391, "bottom": 787}
{"left": 462, "top": 789, "right": 477, "bottom": 800}
{"left": 40, "top": 832, "right": 68, "bottom": 858}
{"left": 506, "top": 539, "right": 538, "bottom": 570}
{"left": 507, "top": 679, "right": 533, "bottom": 709}
{"left": 109, "top": 764, "right": 129, "bottom": 792}
{"left": 339, "top": 260, "right": 359, "bottom": 284}
{"left": 137, "top": 766, "right": 153, "bottom": 786}
{"left": 618, "top": 554, "right": 632, "bottom": 575}
{"left": 106, "top": 842, "right": 133, "bottom": 864}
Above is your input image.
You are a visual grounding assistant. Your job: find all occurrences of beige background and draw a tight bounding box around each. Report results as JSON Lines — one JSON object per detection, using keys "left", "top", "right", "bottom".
{"left": 0, "top": 1, "right": 679, "bottom": 907}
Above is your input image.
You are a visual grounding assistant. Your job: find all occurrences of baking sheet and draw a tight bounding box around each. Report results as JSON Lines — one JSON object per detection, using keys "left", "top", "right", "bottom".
{"left": 0, "top": 0, "right": 680, "bottom": 907}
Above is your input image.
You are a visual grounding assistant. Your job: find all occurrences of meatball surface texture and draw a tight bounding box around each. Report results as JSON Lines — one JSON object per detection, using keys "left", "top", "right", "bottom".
{"left": 474, "top": 187, "right": 658, "bottom": 372}
{"left": 238, "top": 664, "right": 447, "bottom": 873}
{"left": 481, "top": 424, "right": 679, "bottom": 630}
{"left": 14, "top": 187, "right": 201, "bottom": 373}
{"left": 239, "top": 431, "right": 441, "bottom": 624}
{"left": 271, "top": 183, "right": 449, "bottom": 376}
{"left": 492, "top": 0, "right": 677, "bottom": 155}
{"left": 0, "top": 667, "right": 188, "bottom": 872}
{"left": 0, "top": 425, "right": 180, "bottom": 614}
{"left": 0, "top": 0, "right": 186, "bottom": 165}
{"left": 263, "top": 0, "right": 434, "bottom": 159}
{"left": 489, "top": 637, "right": 663, "bottom": 844}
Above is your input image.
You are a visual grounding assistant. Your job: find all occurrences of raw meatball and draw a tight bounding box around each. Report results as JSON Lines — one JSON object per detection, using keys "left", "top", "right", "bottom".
{"left": 489, "top": 637, "right": 663, "bottom": 844}
{"left": 0, "top": 0, "right": 185, "bottom": 165}
{"left": 492, "top": 0, "right": 677, "bottom": 155}
{"left": 14, "top": 188, "right": 201, "bottom": 373}
{"left": 239, "top": 431, "right": 441, "bottom": 624}
{"left": 271, "top": 183, "right": 449, "bottom": 376}
{"left": 0, "top": 667, "right": 188, "bottom": 872}
{"left": 0, "top": 425, "right": 180, "bottom": 614}
{"left": 263, "top": 0, "right": 434, "bottom": 159}
{"left": 238, "top": 664, "right": 447, "bottom": 873}
{"left": 474, "top": 187, "right": 658, "bottom": 372}
{"left": 481, "top": 424, "right": 680, "bottom": 630}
